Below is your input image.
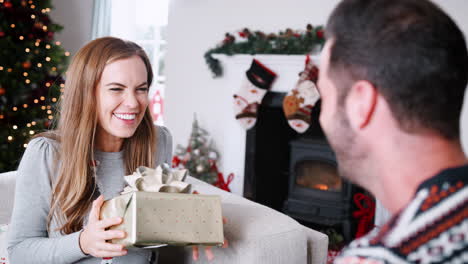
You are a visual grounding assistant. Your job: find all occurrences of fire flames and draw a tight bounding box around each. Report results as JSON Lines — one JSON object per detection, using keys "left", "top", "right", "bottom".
{"left": 314, "top": 184, "right": 329, "bottom": 191}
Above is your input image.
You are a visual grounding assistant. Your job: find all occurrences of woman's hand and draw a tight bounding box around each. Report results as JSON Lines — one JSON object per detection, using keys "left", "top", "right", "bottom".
{"left": 79, "top": 195, "right": 128, "bottom": 258}
{"left": 192, "top": 217, "right": 229, "bottom": 261}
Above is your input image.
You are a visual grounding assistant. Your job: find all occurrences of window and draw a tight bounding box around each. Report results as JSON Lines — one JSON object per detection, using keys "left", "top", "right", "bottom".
{"left": 109, "top": 0, "right": 169, "bottom": 125}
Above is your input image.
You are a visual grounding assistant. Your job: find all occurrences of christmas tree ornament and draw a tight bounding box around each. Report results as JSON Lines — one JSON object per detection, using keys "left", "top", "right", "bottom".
{"left": 0, "top": 87, "right": 5, "bottom": 96}
{"left": 208, "top": 151, "right": 217, "bottom": 160}
{"left": 282, "top": 55, "right": 320, "bottom": 133}
{"left": 22, "top": 61, "right": 31, "bottom": 69}
{"left": 233, "top": 59, "right": 276, "bottom": 130}
{"left": 196, "top": 164, "right": 204, "bottom": 173}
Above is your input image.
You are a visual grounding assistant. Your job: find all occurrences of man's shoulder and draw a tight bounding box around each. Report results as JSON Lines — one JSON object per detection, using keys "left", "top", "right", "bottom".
{"left": 336, "top": 167, "right": 467, "bottom": 263}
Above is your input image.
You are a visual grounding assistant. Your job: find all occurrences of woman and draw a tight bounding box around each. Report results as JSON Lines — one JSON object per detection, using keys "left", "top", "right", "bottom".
{"left": 7, "top": 37, "right": 172, "bottom": 263}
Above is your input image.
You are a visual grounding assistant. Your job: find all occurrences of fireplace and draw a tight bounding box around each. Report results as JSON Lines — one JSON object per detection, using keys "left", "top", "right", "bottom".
{"left": 283, "top": 139, "right": 355, "bottom": 241}
{"left": 244, "top": 91, "right": 357, "bottom": 241}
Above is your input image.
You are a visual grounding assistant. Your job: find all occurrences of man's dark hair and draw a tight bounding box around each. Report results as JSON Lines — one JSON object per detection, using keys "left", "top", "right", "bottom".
{"left": 326, "top": 0, "right": 468, "bottom": 139}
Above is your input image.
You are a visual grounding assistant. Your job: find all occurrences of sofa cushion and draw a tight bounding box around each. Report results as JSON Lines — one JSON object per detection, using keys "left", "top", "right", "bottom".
{"left": 0, "top": 172, "right": 16, "bottom": 225}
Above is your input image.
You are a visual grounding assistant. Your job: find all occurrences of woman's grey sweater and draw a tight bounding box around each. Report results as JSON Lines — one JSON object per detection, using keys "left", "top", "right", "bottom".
{"left": 7, "top": 126, "right": 173, "bottom": 264}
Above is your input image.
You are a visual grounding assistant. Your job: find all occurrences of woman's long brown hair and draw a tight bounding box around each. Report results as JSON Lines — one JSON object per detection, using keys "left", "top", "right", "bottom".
{"left": 39, "top": 37, "right": 157, "bottom": 234}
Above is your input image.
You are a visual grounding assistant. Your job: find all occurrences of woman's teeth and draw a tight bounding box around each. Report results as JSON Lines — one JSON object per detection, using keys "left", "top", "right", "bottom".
{"left": 114, "top": 113, "right": 136, "bottom": 120}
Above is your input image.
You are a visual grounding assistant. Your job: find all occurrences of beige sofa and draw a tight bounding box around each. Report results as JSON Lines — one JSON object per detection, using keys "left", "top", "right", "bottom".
{"left": 0, "top": 171, "right": 328, "bottom": 264}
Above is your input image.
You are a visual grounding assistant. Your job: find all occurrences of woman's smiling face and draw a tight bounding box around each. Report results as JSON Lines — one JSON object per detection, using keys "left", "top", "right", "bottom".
{"left": 95, "top": 55, "right": 149, "bottom": 144}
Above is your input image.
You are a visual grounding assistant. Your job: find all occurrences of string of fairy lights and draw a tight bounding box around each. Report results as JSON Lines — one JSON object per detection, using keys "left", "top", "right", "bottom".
{"left": 0, "top": 0, "right": 70, "bottom": 148}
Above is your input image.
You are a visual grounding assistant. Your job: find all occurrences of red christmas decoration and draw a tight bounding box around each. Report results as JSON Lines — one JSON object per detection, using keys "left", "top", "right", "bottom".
{"left": 172, "top": 156, "right": 181, "bottom": 167}
{"left": 316, "top": 29, "right": 324, "bottom": 39}
{"left": 327, "top": 249, "right": 341, "bottom": 264}
{"left": 352, "top": 193, "right": 375, "bottom": 238}
{"left": 0, "top": 32, "right": 5, "bottom": 37}
{"left": 210, "top": 163, "right": 234, "bottom": 192}
{"left": 0, "top": 87, "right": 5, "bottom": 96}
{"left": 22, "top": 61, "right": 31, "bottom": 69}
{"left": 213, "top": 172, "right": 234, "bottom": 192}
{"left": 4, "top": 1, "right": 12, "bottom": 8}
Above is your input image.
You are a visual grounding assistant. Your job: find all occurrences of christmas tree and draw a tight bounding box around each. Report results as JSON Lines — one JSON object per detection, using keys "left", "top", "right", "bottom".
{"left": 172, "top": 115, "right": 219, "bottom": 184}
{"left": 0, "top": 0, "right": 69, "bottom": 172}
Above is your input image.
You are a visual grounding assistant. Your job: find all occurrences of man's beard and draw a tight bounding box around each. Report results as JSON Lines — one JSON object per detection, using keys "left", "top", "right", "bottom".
{"left": 325, "top": 107, "right": 367, "bottom": 187}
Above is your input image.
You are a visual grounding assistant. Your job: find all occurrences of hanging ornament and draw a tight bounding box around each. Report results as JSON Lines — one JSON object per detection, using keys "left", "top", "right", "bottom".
{"left": 0, "top": 87, "right": 5, "bottom": 96}
{"left": 193, "top": 149, "right": 200, "bottom": 155}
{"left": 22, "top": 61, "right": 31, "bottom": 69}
{"left": 0, "top": 32, "right": 5, "bottom": 37}
{"left": 34, "top": 22, "right": 43, "bottom": 29}
{"left": 196, "top": 164, "right": 204, "bottom": 173}
{"left": 208, "top": 151, "right": 218, "bottom": 160}
{"left": 4, "top": 1, "right": 12, "bottom": 8}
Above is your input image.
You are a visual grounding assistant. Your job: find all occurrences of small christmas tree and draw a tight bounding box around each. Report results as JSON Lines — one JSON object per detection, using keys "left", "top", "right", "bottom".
{"left": 172, "top": 115, "right": 219, "bottom": 184}
{"left": 0, "top": 0, "right": 69, "bottom": 172}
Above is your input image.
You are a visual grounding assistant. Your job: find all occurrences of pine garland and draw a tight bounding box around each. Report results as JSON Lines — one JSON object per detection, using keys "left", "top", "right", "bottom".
{"left": 204, "top": 24, "right": 325, "bottom": 78}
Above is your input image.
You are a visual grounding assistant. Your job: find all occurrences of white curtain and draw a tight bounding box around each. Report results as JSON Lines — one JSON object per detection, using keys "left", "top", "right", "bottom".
{"left": 91, "top": 0, "right": 112, "bottom": 39}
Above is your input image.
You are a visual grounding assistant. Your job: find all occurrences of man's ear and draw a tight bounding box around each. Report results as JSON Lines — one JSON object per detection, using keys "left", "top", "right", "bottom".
{"left": 345, "top": 80, "right": 378, "bottom": 130}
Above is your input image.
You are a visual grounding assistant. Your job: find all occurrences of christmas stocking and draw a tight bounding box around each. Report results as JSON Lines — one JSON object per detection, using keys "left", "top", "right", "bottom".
{"left": 283, "top": 55, "right": 320, "bottom": 133}
{"left": 233, "top": 59, "right": 277, "bottom": 130}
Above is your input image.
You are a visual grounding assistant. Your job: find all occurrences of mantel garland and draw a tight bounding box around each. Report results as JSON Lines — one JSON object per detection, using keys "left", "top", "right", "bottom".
{"left": 204, "top": 24, "right": 325, "bottom": 78}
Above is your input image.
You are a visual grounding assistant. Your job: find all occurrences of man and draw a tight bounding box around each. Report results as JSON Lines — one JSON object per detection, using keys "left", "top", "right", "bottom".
{"left": 317, "top": 0, "right": 468, "bottom": 263}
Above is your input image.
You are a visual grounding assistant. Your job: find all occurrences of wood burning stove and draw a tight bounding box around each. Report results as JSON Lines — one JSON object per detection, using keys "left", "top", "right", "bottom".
{"left": 283, "top": 139, "right": 355, "bottom": 241}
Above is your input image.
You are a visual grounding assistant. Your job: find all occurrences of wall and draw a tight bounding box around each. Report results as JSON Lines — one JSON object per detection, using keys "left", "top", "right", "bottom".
{"left": 49, "top": 0, "right": 94, "bottom": 56}
{"left": 165, "top": 0, "right": 468, "bottom": 195}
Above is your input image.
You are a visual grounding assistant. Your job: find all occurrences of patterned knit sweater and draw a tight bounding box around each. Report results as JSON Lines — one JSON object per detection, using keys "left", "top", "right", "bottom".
{"left": 335, "top": 165, "right": 468, "bottom": 264}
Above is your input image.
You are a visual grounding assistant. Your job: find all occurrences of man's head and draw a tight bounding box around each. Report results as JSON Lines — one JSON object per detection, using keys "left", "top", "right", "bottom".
{"left": 318, "top": 0, "right": 468, "bottom": 184}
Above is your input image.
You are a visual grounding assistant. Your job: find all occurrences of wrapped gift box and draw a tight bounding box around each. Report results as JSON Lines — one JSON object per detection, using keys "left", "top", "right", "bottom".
{"left": 100, "top": 165, "right": 224, "bottom": 248}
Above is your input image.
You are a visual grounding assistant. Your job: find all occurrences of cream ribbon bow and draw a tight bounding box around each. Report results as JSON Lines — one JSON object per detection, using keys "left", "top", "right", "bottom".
{"left": 122, "top": 163, "right": 191, "bottom": 194}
